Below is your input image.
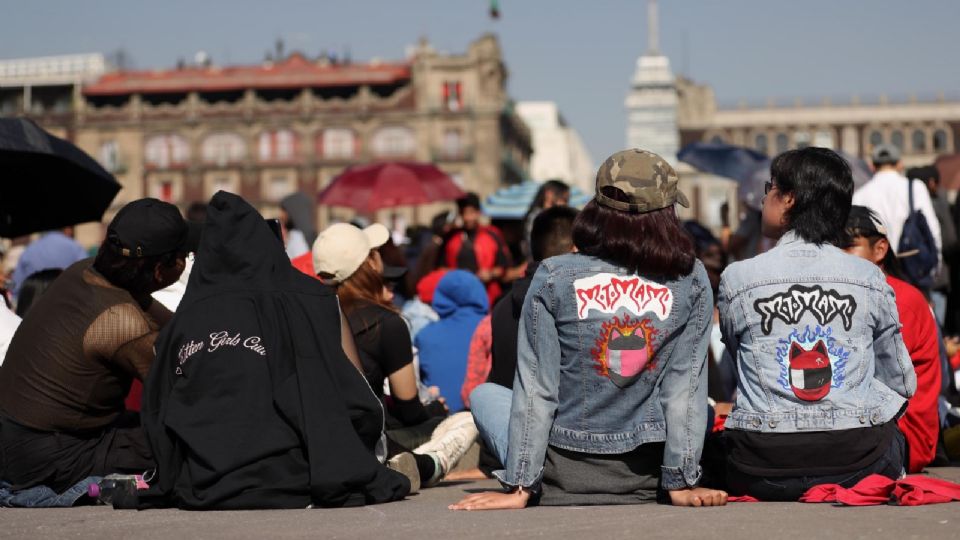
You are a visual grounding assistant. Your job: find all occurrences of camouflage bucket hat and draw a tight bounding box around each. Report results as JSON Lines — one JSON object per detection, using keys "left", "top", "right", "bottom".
{"left": 595, "top": 148, "right": 689, "bottom": 213}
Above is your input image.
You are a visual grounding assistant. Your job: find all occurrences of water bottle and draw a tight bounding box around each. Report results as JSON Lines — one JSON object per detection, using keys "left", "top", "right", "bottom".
{"left": 87, "top": 474, "right": 144, "bottom": 506}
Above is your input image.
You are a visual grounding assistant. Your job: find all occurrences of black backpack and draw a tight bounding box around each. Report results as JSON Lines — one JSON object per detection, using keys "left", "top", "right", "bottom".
{"left": 897, "top": 179, "right": 938, "bottom": 290}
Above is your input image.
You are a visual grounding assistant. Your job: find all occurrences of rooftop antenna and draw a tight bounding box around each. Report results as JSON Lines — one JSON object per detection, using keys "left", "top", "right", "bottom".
{"left": 647, "top": 0, "right": 659, "bottom": 54}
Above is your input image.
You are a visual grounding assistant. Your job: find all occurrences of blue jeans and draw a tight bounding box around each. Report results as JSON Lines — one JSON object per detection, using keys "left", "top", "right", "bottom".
{"left": 469, "top": 383, "right": 512, "bottom": 467}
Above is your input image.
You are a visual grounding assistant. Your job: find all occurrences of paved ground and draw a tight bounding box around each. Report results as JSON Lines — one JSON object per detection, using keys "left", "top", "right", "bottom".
{"left": 3, "top": 468, "right": 959, "bottom": 540}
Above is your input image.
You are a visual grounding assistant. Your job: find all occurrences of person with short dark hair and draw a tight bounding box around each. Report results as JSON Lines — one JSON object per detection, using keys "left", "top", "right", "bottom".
{"left": 521, "top": 180, "right": 570, "bottom": 260}
{"left": 453, "top": 149, "right": 726, "bottom": 510}
{"left": 14, "top": 268, "right": 62, "bottom": 318}
{"left": 719, "top": 148, "right": 916, "bottom": 501}
{"left": 843, "top": 206, "right": 941, "bottom": 474}
{"left": 0, "top": 198, "right": 197, "bottom": 497}
{"left": 908, "top": 165, "right": 956, "bottom": 326}
{"left": 443, "top": 192, "right": 512, "bottom": 305}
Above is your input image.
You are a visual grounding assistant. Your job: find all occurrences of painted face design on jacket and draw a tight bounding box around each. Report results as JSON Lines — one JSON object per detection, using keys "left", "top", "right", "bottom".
{"left": 788, "top": 340, "right": 832, "bottom": 401}
{"left": 591, "top": 315, "right": 657, "bottom": 388}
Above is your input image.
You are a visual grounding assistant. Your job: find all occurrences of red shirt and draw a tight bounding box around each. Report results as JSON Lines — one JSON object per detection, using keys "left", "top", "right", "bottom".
{"left": 887, "top": 276, "right": 941, "bottom": 473}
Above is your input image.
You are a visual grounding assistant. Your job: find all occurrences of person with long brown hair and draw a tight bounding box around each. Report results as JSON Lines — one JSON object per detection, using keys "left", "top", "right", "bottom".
{"left": 313, "top": 222, "right": 478, "bottom": 490}
{"left": 452, "top": 149, "right": 726, "bottom": 510}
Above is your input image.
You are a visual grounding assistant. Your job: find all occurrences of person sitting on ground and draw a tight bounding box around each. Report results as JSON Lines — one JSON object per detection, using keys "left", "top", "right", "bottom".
{"left": 453, "top": 149, "right": 727, "bottom": 510}
{"left": 442, "top": 193, "right": 512, "bottom": 306}
{"left": 14, "top": 268, "right": 62, "bottom": 318}
{"left": 719, "top": 148, "right": 916, "bottom": 502}
{"left": 0, "top": 198, "right": 197, "bottom": 495}
{"left": 416, "top": 270, "right": 489, "bottom": 413}
{"left": 313, "top": 222, "right": 478, "bottom": 492}
{"left": 142, "top": 192, "right": 408, "bottom": 509}
{"left": 843, "top": 206, "right": 942, "bottom": 474}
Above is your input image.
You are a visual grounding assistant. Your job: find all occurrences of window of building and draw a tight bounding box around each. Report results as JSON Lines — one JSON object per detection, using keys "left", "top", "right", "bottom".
{"left": 160, "top": 180, "right": 173, "bottom": 202}
{"left": 258, "top": 129, "right": 297, "bottom": 162}
{"left": 754, "top": 134, "right": 768, "bottom": 155}
{"left": 321, "top": 128, "right": 356, "bottom": 159}
{"left": 869, "top": 130, "right": 883, "bottom": 149}
{"left": 794, "top": 131, "right": 811, "bottom": 149}
{"left": 775, "top": 133, "right": 789, "bottom": 154}
{"left": 99, "top": 140, "right": 120, "bottom": 172}
{"left": 442, "top": 81, "right": 463, "bottom": 112}
{"left": 912, "top": 130, "right": 927, "bottom": 152}
{"left": 145, "top": 134, "right": 190, "bottom": 169}
{"left": 890, "top": 130, "right": 904, "bottom": 151}
{"left": 371, "top": 126, "right": 415, "bottom": 157}
{"left": 211, "top": 176, "right": 238, "bottom": 196}
{"left": 202, "top": 132, "right": 246, "bottom": 166}
{"left": 268, "top": 175, "right": 292, "bottom": 201}
{"left": 813, "top": 130, "right": 834, "bottom": 149}
{"left": 443, "top": 129, "right": 462, "bottom": 158}
{"left": 934, "top": 129, "right": 949, "bottom": 153}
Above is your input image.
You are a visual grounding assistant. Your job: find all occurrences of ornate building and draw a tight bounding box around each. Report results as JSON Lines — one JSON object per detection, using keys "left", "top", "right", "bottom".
{"left": 3, "top": 35, "right": 532, "bottom": 246}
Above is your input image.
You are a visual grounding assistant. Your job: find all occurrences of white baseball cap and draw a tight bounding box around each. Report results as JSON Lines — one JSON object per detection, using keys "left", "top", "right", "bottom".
{"left": 312, "top": 222, "right": 389, "bottom": 284}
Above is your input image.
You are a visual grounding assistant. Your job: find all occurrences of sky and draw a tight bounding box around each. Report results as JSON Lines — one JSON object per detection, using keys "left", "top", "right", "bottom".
{"left": 3, "top": 0, "right": 958, "bottom": 166}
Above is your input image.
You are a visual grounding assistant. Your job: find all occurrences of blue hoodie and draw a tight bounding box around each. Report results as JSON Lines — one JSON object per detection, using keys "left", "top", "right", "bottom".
{"left": 414, "top": 270, "right": 489, "bottom": 411}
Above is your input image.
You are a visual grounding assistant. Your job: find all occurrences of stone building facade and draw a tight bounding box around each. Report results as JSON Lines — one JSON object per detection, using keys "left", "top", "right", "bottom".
{"left": 3, "top": 35, "right": 531, "bottom": 247}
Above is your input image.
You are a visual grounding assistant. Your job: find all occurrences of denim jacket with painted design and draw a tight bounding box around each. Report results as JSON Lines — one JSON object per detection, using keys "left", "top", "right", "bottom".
{"left": 717, "top": 231, "right": 916, "bottom": 434}
{"left": 499, "top": 253, "right": 711, "bottom": 491}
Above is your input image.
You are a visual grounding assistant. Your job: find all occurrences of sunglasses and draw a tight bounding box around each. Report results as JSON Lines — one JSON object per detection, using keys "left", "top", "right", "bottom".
{"left": 764, "top": 181, "right": 777, "bottom": 195}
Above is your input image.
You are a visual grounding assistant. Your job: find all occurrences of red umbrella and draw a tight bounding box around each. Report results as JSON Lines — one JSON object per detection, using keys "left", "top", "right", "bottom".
{"left": 935, "top": 154, "right": 960, "bottom": 191}
{"left": 317, "top": 161, "right": 465, "bottom": 214}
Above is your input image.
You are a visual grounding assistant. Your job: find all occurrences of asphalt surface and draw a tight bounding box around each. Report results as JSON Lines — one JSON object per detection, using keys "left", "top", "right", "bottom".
{"left": 3, "top": 468, "right": 959, "bottom": 540}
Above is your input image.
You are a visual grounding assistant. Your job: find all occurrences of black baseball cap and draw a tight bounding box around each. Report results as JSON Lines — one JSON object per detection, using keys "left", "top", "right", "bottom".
{"left": 106, "top": 198, "right": 202, "bottom": 258}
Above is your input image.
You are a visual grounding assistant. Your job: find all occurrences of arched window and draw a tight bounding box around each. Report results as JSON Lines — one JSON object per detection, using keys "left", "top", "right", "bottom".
{"left": 320, "top": 128, "right": 357, "bottom": 159}
{"left": 371, "top": 126, "right": 415, "bottom": 157}
{"left": 890, "top": 130, "right": 904, "bottom": 151}
{"left": 869, "top": 130, "right": 883, "bottom": 148}
{"left": 99, "top": 141, "right": 120, "bottom": 172}
{"left": 145, "top": 134, "right": 190, "bottom": 169}
{"left": 754, "top": 134, "right": 768, "bottom": 155}
{"left": 794, "top": 131, "right": 811, "bottom": 149}
{"left": 934, "top": 129, "right": 949, "bottom": 153}
{"left": 912, "top": 130, "right": 927, "bottom": 152}
{"left": 258, "top": 129, "right": 297, "bottom": 161}
{"left": 775, "top": 133, "right": 789, "bottom": 154}
{"left": 201, "top": 133, "right": 246, "bottom": 166}
{"left": 443, "top": 129, "right": 463, "bottom": 158}
{"left": 813, "top": 130, "right": 834, "bottom": 149}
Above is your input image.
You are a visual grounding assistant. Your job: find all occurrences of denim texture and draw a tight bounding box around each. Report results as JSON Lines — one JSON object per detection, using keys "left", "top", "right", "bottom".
{"left": 718, "top": 232, "right": 916, "bottom": 434}
{"left": 0, "top": 476, "right": 99, "bottom": 507}
{"left": 499, "top": 253, "right": 711, "bottom": 491}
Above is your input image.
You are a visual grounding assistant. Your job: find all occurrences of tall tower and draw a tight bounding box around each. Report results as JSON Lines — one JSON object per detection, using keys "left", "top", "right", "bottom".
{"left": 625, "top": 0, "right": 679, "bottom": 165}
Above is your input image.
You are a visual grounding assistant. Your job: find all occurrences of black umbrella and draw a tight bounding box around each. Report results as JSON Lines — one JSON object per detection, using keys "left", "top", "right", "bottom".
{"left": 0, "top": 118, "right": 121, "bottom": 237}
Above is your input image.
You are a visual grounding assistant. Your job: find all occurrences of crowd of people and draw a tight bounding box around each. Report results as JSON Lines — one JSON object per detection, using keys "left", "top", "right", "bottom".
{"left": 1, "top": 143, "right": 959, "bottom": 510}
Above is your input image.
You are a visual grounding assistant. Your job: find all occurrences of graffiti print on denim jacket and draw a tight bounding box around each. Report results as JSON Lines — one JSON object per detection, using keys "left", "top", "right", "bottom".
{"left": 775, "top": 326, "right": 850, "bottom": 402}
{"left": 591, "top": 314, "right": 658, "bottom": 388}
{"left": 754, "top": 284, "right": 857, "bottom": 335}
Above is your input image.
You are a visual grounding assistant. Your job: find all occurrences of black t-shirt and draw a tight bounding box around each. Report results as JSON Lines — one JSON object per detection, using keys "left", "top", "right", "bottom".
{"left": 725, "top": 420, "right": 899, "bottom": 477}
{"left": 346, "top": 302, "right": 413, "bottom": 399}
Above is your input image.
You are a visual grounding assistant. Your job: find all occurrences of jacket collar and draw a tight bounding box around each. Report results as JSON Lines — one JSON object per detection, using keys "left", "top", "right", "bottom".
{"left": 775, "top": 230, "right": 804, "bottom": 247}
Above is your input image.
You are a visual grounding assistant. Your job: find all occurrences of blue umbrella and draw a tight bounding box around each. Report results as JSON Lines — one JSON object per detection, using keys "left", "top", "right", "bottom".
{"left": 483, "top": 181, "right": 593, "bottom": 220}
{"left": 742, "top": 150, "right": 872, "bottom": 210}
{"left": 677, "top": 142, "right": 769, "bottom": 184}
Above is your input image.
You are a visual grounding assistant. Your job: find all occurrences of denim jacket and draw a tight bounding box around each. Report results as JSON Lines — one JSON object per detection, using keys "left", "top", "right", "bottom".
{"left": 500, "top": 253, "right": 711, "bottom": 491}
{"left": 718, "top": 231, "right": 916, "bottom": 434}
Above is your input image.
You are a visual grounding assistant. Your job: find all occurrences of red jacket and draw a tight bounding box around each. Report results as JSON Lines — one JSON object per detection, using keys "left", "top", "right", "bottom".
{"left": 887, "top": 276, "right": 941, "bottom": 473}
{"left": 443, "top": 225, "right": 510, "bottom": 306}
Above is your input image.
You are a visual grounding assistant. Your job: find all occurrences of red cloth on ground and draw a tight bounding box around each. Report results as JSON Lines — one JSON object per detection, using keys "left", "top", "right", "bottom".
{"left": 461, "top": 315, "right": 492, "bottom": 408}
{"left": 799, "top": 474, "right": 960, "bottom": 506}
{"left": 886, "top": 276, "right": 942, "bottom": 473}
{"left": 728, "top": 495, "right": 760, "bottom": 502}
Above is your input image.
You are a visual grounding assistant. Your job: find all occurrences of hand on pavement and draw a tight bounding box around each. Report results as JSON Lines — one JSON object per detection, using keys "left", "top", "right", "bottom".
{"left": 669, "top": 487, "right": 728, "bottom": 507}
{"left": 449, "top": 489, "right": 531, "bottom": 511}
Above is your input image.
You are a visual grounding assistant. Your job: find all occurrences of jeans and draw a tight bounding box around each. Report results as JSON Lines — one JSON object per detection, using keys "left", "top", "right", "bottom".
{"left": 726, "top": 428, "right": 907, "bottom": 501}
{"left": 469, "top": 383, "right": 512, "bottom": 467}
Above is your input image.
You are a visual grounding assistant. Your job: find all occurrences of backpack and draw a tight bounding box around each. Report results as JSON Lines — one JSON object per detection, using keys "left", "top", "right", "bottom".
{"left": 898, "top": 179, "right": 938, "bottom": 290}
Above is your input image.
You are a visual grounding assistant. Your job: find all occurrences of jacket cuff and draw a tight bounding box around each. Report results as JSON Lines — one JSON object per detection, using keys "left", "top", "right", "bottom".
{"left": 492, "top": 468, "right": 543, "bottom": 494}
{"left": 660, "top": 465, "right": 702, "bottom": 491}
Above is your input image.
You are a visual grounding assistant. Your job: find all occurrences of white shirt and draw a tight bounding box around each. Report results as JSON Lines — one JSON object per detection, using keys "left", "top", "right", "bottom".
{"left": 852, "top": 170, "right": 942, "bottom": 260}
{"left": 152, "top": 254, "right": 194, "bottom": 312}
{"left": 0, "top": 302, "right": 21, "bottom": 366}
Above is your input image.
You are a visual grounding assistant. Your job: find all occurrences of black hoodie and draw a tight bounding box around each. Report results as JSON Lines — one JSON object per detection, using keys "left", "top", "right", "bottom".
{"left": 141, "top": 192, "right": 408, "bottom": 509}
{"left": 487, "top": 262, "right": 540, "bottom": 389}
